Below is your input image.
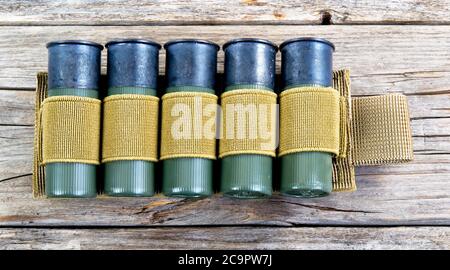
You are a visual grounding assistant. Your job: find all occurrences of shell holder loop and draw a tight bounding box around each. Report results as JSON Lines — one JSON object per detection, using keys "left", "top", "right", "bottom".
{"left": 279, "top": 87, "right": 341, "bottom": 157}
{"left": 219, "top": 89, "right": 277, "bottom": 158}
{"left": 41, "top": 96, "right": 101, "bottom": 165}
{"left": 160, "top": 91, "right": 218, "bottom": 160}
{"left": 102, "top": 94, "right": 159, "bottom": 163}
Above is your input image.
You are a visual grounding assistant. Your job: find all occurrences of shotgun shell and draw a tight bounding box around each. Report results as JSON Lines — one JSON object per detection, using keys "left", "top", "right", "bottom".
{"left": 162, "top": 39, "right": 219, "bottom": 197}
{"left": 46, "top": 40, "right": 103, "bottom": 198}
{"left": 221, "top": 38, "right": 277, "bottom": 198}
{"left": 104, "top": 39, "right": 161, "bottom": 197}
{"left": 279, "top": 37, "right": 335, "bottom": 197}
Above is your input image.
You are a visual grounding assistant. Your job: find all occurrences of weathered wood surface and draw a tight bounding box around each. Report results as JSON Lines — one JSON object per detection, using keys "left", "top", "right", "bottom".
{"left": 1, "top": 227, "right": 449, "bottom": 250}
{"left": 0, "top": 2, "right": 449, "bottom": 249}
{"left": 0, "top": 0, "right": 449, "bottom": 26}
{"left": 0, "top": 24, "right": 449, "bottom": 229}
{"left": 1, "top": 25, "right": 450, "bottom": 92}
{"left": 1, "top": 167, "right": 450, "bottom": 226}
{"left": 1, "top": 97, "right": 449, "bottom": 227}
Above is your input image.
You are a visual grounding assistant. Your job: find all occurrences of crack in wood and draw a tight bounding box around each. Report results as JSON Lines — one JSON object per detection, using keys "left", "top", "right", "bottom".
{"left": 414, "top": 150, "right": 450, "bottom": 155}
{"left": 273, "top": 200, "right": 381, "bottom": 214}
{"left": 0, "top": 123, "right": 33, "bottom": 127}
{"left": 414, "top": 135, "right": 450, "bottom": 138}
{"left": 133, "top": 198, "right": 188, "bottom": 215}
{"left": 0, "top": 136, "right": 19, "bottom": 139}
{"left": 405, "top": 90, "right": 450, "bottom": 96}
{"left": 411, "top": 116, "right": 450, "bottom": 120}
{"left": 321, "top": 11, "right": 332, "bottom": 25}
{"left": 0, "top": 173, "right": 32, "bottom": 183}
{"left": 355, "top": 70, "right": 450, "bottom": 78}
{"left": 133, "top": 198, "right": 204, "bottom": 224}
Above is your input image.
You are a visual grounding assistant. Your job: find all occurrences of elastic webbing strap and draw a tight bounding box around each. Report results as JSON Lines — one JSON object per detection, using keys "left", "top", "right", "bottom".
{"left": 332, "top": 70, "right": 355, "bottom": 191}
{"left": 41, "top": 96, "right": 101, "bottom": 165}
{"left": 219, "top": 89, "right": 277, "bottom": 158}
{"left": 352, "top": 94, "right": 414, "bottom": 165}
{"left": 102, "top": 94, "right": 159, "bottom": 163}
{"left": 279, "top": 87, "right": 341, "bottom": 157}
{"left": 33, "top": 72, "right": 47, "bottom": 198}
{"left": 160, "top": 91, "right": 218, "bottom": 160}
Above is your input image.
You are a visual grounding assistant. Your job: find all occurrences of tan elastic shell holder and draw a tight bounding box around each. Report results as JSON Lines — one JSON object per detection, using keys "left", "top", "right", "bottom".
{"left": 32, "top": 70, "right": 414, "bottom": 197}
{"left": 331, "top": 70, "right": 414, "bottom": 191}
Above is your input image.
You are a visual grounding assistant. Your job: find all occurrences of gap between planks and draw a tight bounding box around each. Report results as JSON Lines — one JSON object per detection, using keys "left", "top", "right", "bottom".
{"left": 2, "top": 224, "right": 450, "bottom": 229}
{"left": 1, "top": 0, "right": 450, "bottom": 26}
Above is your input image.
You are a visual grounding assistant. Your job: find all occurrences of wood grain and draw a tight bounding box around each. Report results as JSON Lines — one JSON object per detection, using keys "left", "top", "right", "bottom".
{"left": 1, "top": 157, "right": 449, "bottom": 227}
{"left": 1, "top": 227, "right": 449, "bottom": 250}
{"left": 0, "top": 0, "right": 449, "bottom": 26}
{"left": 0, "top": 90, "right": 34, "bottom": 125}
{"left": 1, "top": 25, "right": 450, "bottom": 96}
{"left": 1, "top": 0, "right": 449, "bottom": 250}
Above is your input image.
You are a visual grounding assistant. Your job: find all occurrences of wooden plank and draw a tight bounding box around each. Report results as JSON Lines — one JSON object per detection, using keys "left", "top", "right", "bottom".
{"left": 1, "top": 227, "right": 449, "bottom": 250}
{"left": 0, "top": 1, "right": 449, "bottom": 26}
{"left": 1, "top": 86, "right": 450, "bottom": 125}
{"left": 1, "top": 154, "right": 449, "bottom": 227}
{"left": 1, "top": 89, "right": 448, "bottom": 165}
{"left": 0, "top": 25, "right": 450, "bottom": 95}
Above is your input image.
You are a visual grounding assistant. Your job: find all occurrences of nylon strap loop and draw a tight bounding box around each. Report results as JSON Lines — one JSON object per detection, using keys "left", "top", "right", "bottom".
{"left": 279, "top": 87, "right": 341, "bottom": 157}
{"left": 160, "top": 91, "right": 218, "bottom": 160}
{"left": 33, "top": 72, "right": 47, "bottom": 198}
{"left": 332, "top": 70, "right": 355, "bottom": 191}
{"left": 102, "top": 94, "right": 159, "bottom": 163}
{"left": 219, "top": 89, "right": 277, "bottom": 158}
{"left": 351, "top": 94, "right": 414, "bottom": 165}
{"left": 41, "top": 96, "right": 101, "bottom": 165}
